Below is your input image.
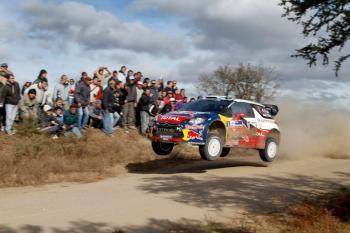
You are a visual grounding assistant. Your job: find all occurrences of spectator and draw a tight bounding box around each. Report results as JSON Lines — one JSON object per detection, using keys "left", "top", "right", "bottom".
{"left": 164, "top": 81, "right": 173, "bottom": 93}
{"left": 162, "top": 92, "right": 174, "bottom": 114}
{"left": 90, "top": 77, "right": 102, "bottom": 104}
{"left": 68, "top": 78, "right": 75, "bottom": 105}
{"left": 139, "top": 88, "right": 153, "bottom": 135}
{"left": 94, "top": 67, "right": 111, "bottom": 87}
{"left": 19, "top": 89, "right": 38, "bottom": 121}
{"left": 75, "top": 76, "right": 91, "bottom": 129}
{"left": 54, "top": 107, "right": 64, "bottom": 125}
{"left": 40, "top": 105, "right": 63, "bottom": 135}
{"left": 52, "top": 75, "right": 70, "bottom": 103}
{"left": 33, "top": 69, "right": 48, "bottom": 84}
{"left": 126, "top": 70, "right": 134, "bottom": 83}
{"left": 110, "top": 70, "right": 118, "bottom": 82}
{"left": 63, "top": 104, "right": 82, "bottom": 138}
{"left": 53, "top": 97, "right": 67, "bottom": 112}
{"left": 21, "top": 82, "right": 32, "bottom": 95}
{"left": 118, "top": 66, "right": 127, "bottom": 84}
{"left": 158, "top": 77, "right": 164, "bottom": 92}
{"left": 150, "top": 80, "right": 159, "bottom": 103}
{"left": 2, "top": 74, "right": 20, "bottom": 135}
{"left": 123, "top": 76, "right": 137, "bottom": 129}
{"left": 0, "top": 63, "right": 13, "bottom": 84}
{"left": 89, "top": 99, "right": 103, "bottom": 129}
{"left": 136, "top": 81, "right": 144, "bottom": 126}
{"left": 25, "top": 78, "right": 50, "bottom": 123}
{"left": 115, "top": 80, "right": 127, "bottom": 127}
{"left": 172, "top": 80, "right": 178, "bottom": 92}
{"left": 102, "top": 79, "right": 120, "bottom": 134}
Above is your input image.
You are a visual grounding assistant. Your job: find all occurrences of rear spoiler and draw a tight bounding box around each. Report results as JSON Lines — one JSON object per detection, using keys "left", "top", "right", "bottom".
{"left": 263, "top": 104, "right": 279, "bottom": 117}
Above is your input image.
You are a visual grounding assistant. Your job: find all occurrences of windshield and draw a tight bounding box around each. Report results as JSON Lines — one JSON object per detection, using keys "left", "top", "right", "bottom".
{"left": 180, "top": 100, "right": 232, "bottom": 113}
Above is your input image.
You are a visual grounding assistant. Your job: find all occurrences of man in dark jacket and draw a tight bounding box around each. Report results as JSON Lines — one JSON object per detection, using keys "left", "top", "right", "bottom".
{"left": 102, "top": 79, "right": 120, "bottom": 134}
{"left": 139, "top": 88, "right": 153, "bottom": 135}
{"left": 74, "top": 76, "right": 91, "bottom": 129}
{"left": 123, "top": 77, "right": 137, "bottom": 129}
{"left": 63, "top": 104, "right": 82, "bottom": 138}
{"left": 1, "top": 74, "right": 20, "bottom": 135}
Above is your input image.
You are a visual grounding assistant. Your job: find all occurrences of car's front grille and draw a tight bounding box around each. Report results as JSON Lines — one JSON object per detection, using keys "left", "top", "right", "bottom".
{"left": 154, "top": 123, "right": 183, "bottom": 138}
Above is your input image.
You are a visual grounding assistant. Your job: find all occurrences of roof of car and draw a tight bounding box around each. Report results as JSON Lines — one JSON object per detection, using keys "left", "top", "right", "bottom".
{"left": 204, "top": 96, "right": 264, "bottom": 107}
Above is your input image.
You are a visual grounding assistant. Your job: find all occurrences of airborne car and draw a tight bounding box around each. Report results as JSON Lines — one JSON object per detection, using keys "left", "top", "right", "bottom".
{"left": 148, "top": 97, "right": 280, "bottom": 161}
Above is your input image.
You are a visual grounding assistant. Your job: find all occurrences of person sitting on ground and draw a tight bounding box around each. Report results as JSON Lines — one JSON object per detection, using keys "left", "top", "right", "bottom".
{"left": 63, "top": 104, "right": 82, "bottom": 138}
{"left": 89, "top": 99, "right": 103, "bottom": 129}
{"left": 19, "top": 89, "right": 38, "bottom": 121}
{"left": 40, "top": 105, "right": 63, "bottom": 135}
{"left": 53, "top": 107, "right": 64, "bottom": 125}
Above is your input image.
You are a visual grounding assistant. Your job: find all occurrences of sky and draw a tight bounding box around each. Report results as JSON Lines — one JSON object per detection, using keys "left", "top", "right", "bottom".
{"left": 0, "top": 0, "right": 349, "bottom": 107}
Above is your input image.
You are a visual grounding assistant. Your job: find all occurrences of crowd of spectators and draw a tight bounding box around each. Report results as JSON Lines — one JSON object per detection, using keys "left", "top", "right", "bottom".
{"left": 0, "top": 63, "right": 191, "bottom": 138}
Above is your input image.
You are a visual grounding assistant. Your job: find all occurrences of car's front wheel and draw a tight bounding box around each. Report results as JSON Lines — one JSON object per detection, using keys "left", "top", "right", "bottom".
{"left": 199, "top": 133, "right": 223, "bottom": 161}
{"left": 152, "top": 141, "right": 174, "bottom": 156}
{"left": 259, "top": 137, "right": 279, "bottom": 162}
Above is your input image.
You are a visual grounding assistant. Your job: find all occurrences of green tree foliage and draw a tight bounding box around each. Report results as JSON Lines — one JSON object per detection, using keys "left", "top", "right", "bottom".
{"left": 197, "top": 64, "right": 278, "bottom": 102}
{"left": 280, "top": 0, "right": 350, "bottom": 76}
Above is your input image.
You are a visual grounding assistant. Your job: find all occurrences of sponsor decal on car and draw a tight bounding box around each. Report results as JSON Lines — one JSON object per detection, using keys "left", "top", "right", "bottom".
{"left": 182, "top": 129, "right": 203, "bottom": 141}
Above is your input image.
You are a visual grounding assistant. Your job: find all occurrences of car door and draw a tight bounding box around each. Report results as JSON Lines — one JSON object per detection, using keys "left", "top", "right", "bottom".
{"left": 226, "top": 102, "right": 258, "bottom": 148}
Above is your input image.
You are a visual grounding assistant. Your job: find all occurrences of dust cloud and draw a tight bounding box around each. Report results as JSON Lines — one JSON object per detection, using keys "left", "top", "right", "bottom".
{"left": 275, "top": 97, "right": 350, "bottom": 159}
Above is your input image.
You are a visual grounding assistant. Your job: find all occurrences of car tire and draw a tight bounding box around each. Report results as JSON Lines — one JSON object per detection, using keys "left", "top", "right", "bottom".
{"left": 152, "top": 141, "right": 174, "bottom": 156}
{"left": 220, "top": 147, "right": 231, "bottom": 157}
{"left": 259, "top": 137, "right": 279, "bottom": 162}
{"left": 199, "top": 133, "right": 223, "bottom": 161}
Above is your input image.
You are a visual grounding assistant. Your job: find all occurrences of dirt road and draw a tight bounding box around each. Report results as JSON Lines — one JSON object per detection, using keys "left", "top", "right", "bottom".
{"left": 0, "top": 156, "right": 349, "bottom": 233}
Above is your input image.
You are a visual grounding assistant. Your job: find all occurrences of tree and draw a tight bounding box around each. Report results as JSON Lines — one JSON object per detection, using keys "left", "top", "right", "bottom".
{"left": 197, "top": 64, "right": 278, "bottom": 102}
{"left": 280, "top": 0, "right": 350, "bottom": 76}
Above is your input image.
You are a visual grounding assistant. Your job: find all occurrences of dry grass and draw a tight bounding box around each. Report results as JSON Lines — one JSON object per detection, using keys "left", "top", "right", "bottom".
{"left": 113, "top": 189, "right": 350, "bottom": 233}
{"left": 0, "top": 125, "right": 197, "bottom": 187}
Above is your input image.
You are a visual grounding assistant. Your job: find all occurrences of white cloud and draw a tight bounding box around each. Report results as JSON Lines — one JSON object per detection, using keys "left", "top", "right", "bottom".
{"left": 20, "top": 0, "right": 188, "bottom": 58}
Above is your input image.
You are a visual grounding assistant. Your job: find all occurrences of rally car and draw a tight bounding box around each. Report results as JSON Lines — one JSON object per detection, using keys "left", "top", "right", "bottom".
{"left": 148, "top": 97, "right": 280, "bottom": 161}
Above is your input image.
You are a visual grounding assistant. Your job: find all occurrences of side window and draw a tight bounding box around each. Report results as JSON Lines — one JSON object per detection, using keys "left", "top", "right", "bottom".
{"left": 231, "top": 102, "right": 255, "bottom": 118}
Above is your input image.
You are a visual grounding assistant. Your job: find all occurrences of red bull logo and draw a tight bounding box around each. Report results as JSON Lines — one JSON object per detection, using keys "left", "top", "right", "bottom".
{"left": 184, "top": 130, "right": 203, "bottom": 140}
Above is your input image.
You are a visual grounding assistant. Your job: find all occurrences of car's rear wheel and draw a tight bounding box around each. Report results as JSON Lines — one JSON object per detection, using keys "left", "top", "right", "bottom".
{"left": 199, "top": 133, "right": 223, "bottom": 161}
{"left": 220, "top": 147, "right": 231, "bottom": 157}
{"left": 259, "top": 137, "right": 278, "bottom": 162}
{"left": 152, "top": 141, "right": 174, "bottom": 156}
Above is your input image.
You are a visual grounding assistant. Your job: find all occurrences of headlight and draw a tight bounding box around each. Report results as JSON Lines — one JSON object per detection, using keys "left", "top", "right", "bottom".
{"left": 189, "top": 117, "right": 205, "bottom": 125}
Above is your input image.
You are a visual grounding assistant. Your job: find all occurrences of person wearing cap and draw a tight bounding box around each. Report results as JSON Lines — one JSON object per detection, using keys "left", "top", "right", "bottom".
{"left": 63, "top": 104, "right": 82, "bottom": 138}
{"left": 33, "top": 69, "right": 48, "bottom": 84}
{"left": 52, "top": 75, "right": 70, "bottom": 104}
{"left": 94, "top": 66, "right": 111, "bottom": 87}
{"left": 102, "top": 79, "right": 121, "bottom": 134}
{"left": 19, "top": 88, "right": 38, "bottom": 121}
{"left": 123, "top": 76, "right": 137, "bottom": 129}
{"left": 74, "top": 76, "right": 91, "bottom": 129}
{"left": 1, "top": 74, "right": 20, "bottom": 135}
